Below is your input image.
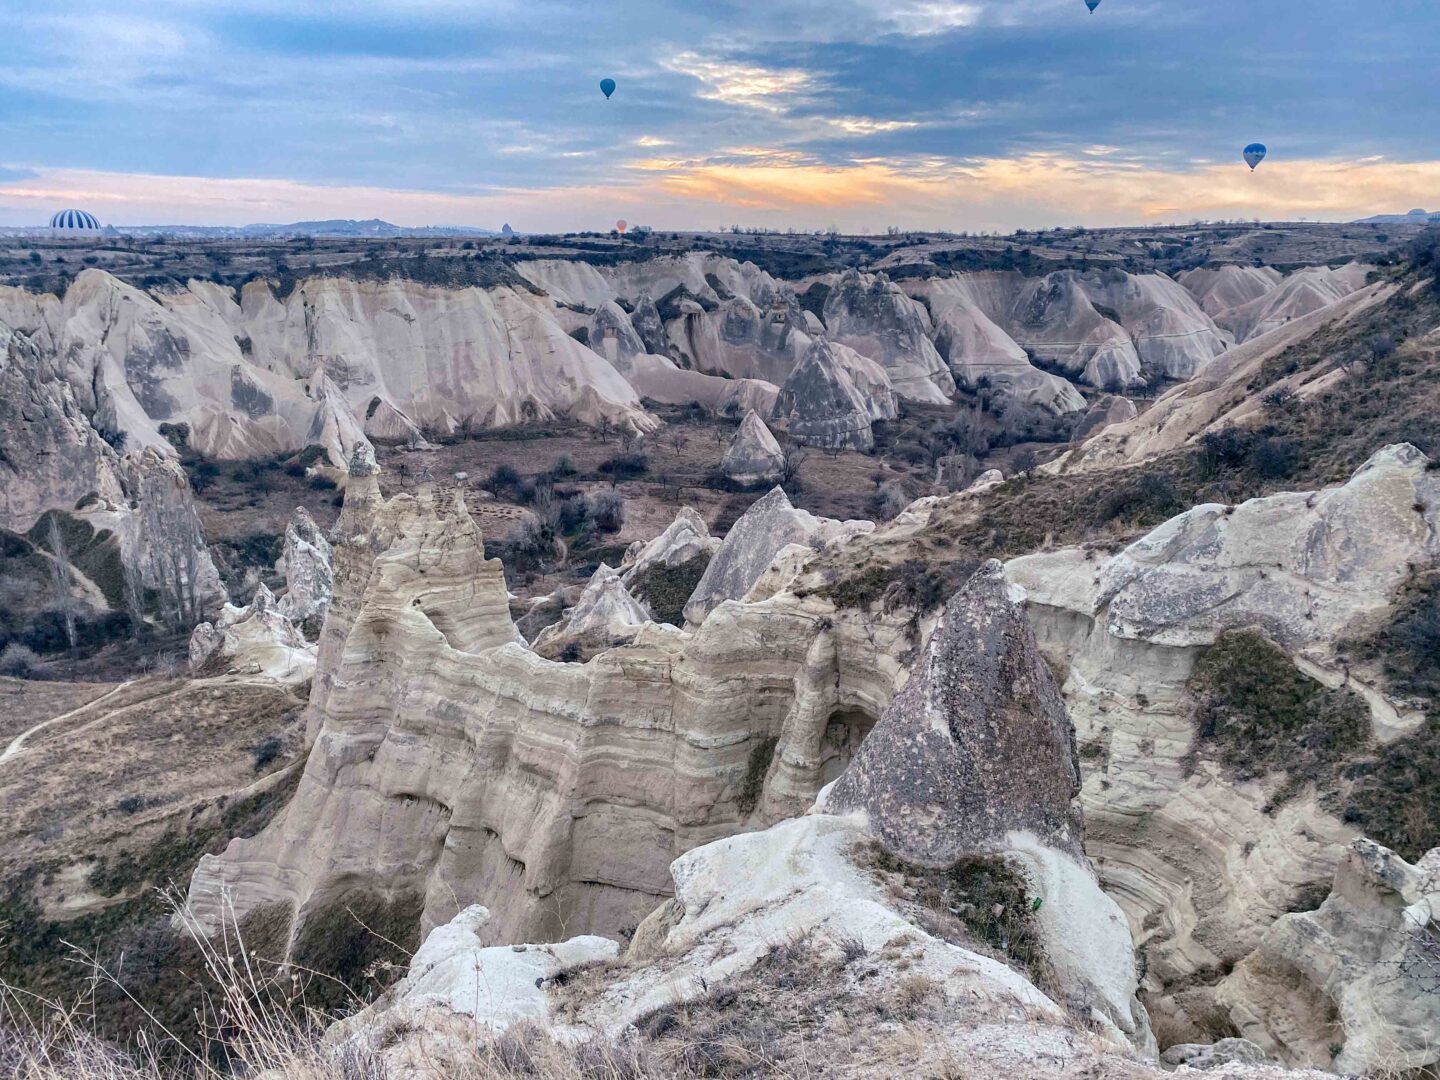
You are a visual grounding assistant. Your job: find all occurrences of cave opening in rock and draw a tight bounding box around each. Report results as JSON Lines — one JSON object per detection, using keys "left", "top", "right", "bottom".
{"left": 820, "top": 707, "right": 878, "bottom": 787}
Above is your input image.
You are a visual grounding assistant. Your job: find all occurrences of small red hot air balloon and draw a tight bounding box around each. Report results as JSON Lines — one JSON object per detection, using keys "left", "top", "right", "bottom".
{"left": 616, "top": 220, "right": 628, "bottom": 235}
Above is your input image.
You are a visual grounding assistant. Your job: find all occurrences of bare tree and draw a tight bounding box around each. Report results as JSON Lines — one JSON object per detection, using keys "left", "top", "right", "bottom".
{"left": 596, "top": 416, "right": 615, "bottom": 443}
{"left": 666, "top": 429, "right": 688, "bottom": 457}
{"left": 780, "top": 443, "right": 810, "bottom": 484}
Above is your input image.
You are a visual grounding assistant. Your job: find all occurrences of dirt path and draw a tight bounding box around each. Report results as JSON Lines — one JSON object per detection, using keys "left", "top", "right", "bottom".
{"left": 1292, "top": 655, "right": 1424, "bottom": 743}
{"left": 0, "top": 680, "right": 135, "bottom": 766}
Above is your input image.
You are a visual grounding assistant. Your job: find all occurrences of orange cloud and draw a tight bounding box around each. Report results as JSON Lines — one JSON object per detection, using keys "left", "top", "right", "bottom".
{"left": 2, "top": 155, "right": 1437, "bottom": 233}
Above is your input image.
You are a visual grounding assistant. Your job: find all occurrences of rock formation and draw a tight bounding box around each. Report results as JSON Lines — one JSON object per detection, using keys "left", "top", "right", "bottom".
{"left": 618, "top": 506, "right": 717, "bottom": 585}
{"left": 1062, "top": 279, "right": 1389, "bottom": 471}
{"left": 828, "top": 560, "right": 1085, "bottom": 864}
{"left": 188, "top": 583, "right": 316, "bottom": 684}
{"left": 774, "top": 336, "right": 887, "bottom": 451}
{"left": 719, "top": 410, "right": 786, "bottom": 485}
{"left": 276, "top": 506, "right": 333, "bottom": 625}
{"left": 822, "top": 270, "right": 955, "bottom": 402}
{"left": 186, "top": 468, "right": 899, "bottom": 951}
{"left": 1179, "top": 265, "right": 1284, "bottom": 321}
{"left": 0, "top": 269, "right": 656, "bottom": 468}
{"left": 339, "top": 562, "right": 1150, "bottom": 1072}
{"left": 531, "top": 564, "right": 654, "bottom": 660}
{"left": 1218, "top": 839, "right": 1440, "bottom": 1075}
{"left": 1076, "top": 269, "right": 1229, "bottom": 381}
{"left": 1004, "top": 444, "right": 1440, "bottom": 1051}
{"left": 921, "top": 282, "right": 1087, "bottom": 416}
{"left": 586, "top": 300, "right": 779, "bottom": 416}
{"left": 1071, "top": 393, "right": 1138, "bottom": 443}
{"left": 681, "top": 486, "right": 871, "bottom": 627}
{"left": 1209, "top": 264, "right": 1372, "bottom": 343}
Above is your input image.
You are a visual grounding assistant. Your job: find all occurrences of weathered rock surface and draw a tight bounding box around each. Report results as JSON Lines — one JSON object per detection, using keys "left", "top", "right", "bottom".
{"left": 532, "top": 564, "right": 654, "bottom": 659}
{"left": 618, "top": 506, "right": 718, "bottom": 585}
{"left": 276, "top": 506, "right": 333, "bottom": 625}
{"left": 822, "top": 270, "right": 955, "bottom": 402}
{"left": 0, "top": 269, "right": 656, "bottom": 467}
{"left": 827, "top": 560, "right": 1143, "bottom": 1039}
{"left": 329, "top": 904, "right": 618, "bottom": 1058}
{"left": 921, "top": 282, "right": 1088, "bottom": 415}
{"left": 1160, "top": 1038, "right": 1269, "bottom": 1071}
{"left": 719, "top": 409, "right": 786, "bottom": 485}
{"left": 1004, "top": 444, "right": 1440, "bottom": 1052}
{"left": 1179, "top": 265, "right": 1283, "bottom": 321}
{"left": 1072, "top": 394, "right": 1139, "bottom": 443}
{"left": 587, "top": 300, "right": 777, "bottom": 416}
{"left": 1218, "top": 839, "right": 1440, "bottom": 1075}
{"left": 682, "top": 486, "right": 872, "bottom": 626}
{"left": 828, "top": 560, "right": 1085, "bottom": 863}
{"left": 1078, "top": 269, "right": 1229, "bottom": 381}
{"left": 338, "top": 564, "right": 1157, "bottom": 1073}
{"left": 518, "top": 253, "right": 780, "bottom": 313}
{"left": 1212, "top": 264, "right": 1373, "bottom": 343}
{"left": 671, "top": 293, "right": 812, "bottom": 385}
{"left": 1061, "top": 281, "right": 1391, "bottom": 472}
{"left": 773, "top": 336, "right": 884, "bottom": 451}
{"left": 186, "top": 470, "right": 902, "bottom": 951}
{"left": 1088, "top": 444, "right": 1439, "bottom": 649}
{"left": 188, "top": 582, "right": 316, "bottom": 683}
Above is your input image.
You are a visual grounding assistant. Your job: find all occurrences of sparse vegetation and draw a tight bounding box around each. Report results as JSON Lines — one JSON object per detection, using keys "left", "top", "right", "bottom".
{"left": 853, "top": 841, "right": 1053, "bottom": 996}
{"left": 736, "top": 735, "right": 778, "bottom": 815}
{"left": 629, "top": 554, "right": 710, "bottom": 626}
{"left": 1186, "top": 630, "right": 1370, "bottom": 805}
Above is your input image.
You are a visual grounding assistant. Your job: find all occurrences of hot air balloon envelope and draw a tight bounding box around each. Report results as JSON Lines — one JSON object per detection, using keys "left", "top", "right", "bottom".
{"left": 600, "top": 78, "right": 616, "bottom": 99}
{"left": 1086, "top": 0, "right": 1101, "bottom": 11}
{"left": 616, "top": 220, "right": 628, "bottom": 235}
{"left": 1244, "top": 143, "right": 1268, "bottom": 170}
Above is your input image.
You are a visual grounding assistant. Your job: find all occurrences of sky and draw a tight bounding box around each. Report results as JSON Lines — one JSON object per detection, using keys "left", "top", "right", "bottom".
{"left": 1, "top": 0, "right": 1437, "bottom": 232}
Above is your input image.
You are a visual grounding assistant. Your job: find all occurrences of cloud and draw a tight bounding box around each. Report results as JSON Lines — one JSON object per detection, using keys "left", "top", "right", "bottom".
{"left": 817, "top": 117, "right": 923, "bottom": 136}
{"left": 660, "top": 52, "right": 816, "bottom": 112}
{"left": 874, "top": 1, "right": 985, "bottom": 35}
{"left": 4, "top": 155, "right": 1439, "bottom": 234}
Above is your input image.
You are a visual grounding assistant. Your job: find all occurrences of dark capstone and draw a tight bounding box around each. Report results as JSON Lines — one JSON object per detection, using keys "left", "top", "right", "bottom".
{"left": 828, "top": 560, "right": 1084, "bottom": 866}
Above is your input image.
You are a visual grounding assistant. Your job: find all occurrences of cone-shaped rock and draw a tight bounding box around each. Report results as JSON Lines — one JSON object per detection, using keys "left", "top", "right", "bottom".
{"left": 775, "top": 337, "right": 876, "bottom": 451}
{"left": 827, "top": 559, "right": 1084, "bottom": 865}
{"left": 720, "top": 410, "right": 786, "bottom": 485}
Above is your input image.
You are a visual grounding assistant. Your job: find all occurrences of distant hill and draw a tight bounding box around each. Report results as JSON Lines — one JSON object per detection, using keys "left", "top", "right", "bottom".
{"left": 1354, "top": 208, "right": 1440, "bottom": 225}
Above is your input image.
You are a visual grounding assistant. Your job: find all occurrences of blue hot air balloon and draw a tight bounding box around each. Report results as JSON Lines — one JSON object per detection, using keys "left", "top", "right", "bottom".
{"left": 1086, "top": 0, "right": 1101, "bottom": 11}
{"left": 600, "top": 78, "right": 617, "bottom": 100}
{"left": 1244, "top": 143, "right": 1268, "bottom": 171}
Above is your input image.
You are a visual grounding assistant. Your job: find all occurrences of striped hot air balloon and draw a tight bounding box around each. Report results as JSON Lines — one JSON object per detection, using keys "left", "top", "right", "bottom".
{"left": 50, "top": 209, "right": 101, "bottom": 231}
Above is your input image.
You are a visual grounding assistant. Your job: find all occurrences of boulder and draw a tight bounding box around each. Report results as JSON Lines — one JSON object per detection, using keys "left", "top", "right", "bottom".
{"left": 1160, "top": 1038, "right": 1269, "bottom": 1071}
{"left": 827, "top": 560, "right": 1085, "bottom": 864}
{"left": 720, "top": 410, "right": 786, "bottom": 486}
